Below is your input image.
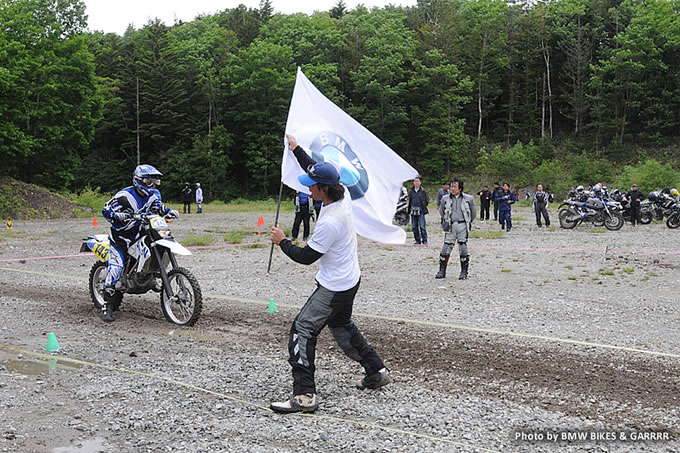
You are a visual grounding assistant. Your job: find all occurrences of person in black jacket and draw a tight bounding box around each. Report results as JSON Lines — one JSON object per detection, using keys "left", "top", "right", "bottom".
{"left": 181, "top": 182, "right": 192, "bottom": 214}
{"left": 491, "top": 182, "right": 502, "bottom": 221}
{"left": 477, "top": 185, "right": 492, "bottom": 221}
{"left": 626, "top": 184, "right": 645, "bottom": 226}
{"left": 407, "top": 177, "right": 429, "bottom": 245}
{"left": 532, "top": 184, "right": 551, "bottom": 227}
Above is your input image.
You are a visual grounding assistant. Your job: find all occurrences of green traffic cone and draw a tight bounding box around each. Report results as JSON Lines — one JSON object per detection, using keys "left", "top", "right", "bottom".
{"left": 267, "top": 298, "right": 279, "bottom": 313}
{"left": 44, "top": 332, "right": 62, "bottom": 352}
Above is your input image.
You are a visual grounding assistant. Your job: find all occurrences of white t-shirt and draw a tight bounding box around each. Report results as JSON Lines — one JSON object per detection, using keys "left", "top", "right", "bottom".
{"left": 307, "top": 196, "right": 360, "bottom": 291}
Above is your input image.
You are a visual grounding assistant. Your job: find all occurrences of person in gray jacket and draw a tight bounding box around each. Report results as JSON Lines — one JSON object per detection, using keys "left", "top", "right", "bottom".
{"left": 436, "top": 179, "right": 477, "bottom": 280}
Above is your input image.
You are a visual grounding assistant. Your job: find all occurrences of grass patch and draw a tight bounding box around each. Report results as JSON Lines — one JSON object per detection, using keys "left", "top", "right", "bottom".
{"left": 566, "top": 265, "right": 574, "bottom": 270}
{"left": 202, "top": 198, "right": 295, "bottom": 213}
{"left": 547, "top": 226, "right": 557, "bottom": 232}
{"left": 469, "top": 230, "right": 504, "bottom": 239}
{"left": 512, "top": 258, "right": 519, "bottom": 262}
{"left": 568, "top": 276, "right": 577, "bottom": 280}
{"left": 243, "top": 243, "right": 267, "bottom": 249}
{"left": 68, "top": 187, "right": 111, "bottom": 217}
{"left": 224, "top": 231, "right": 245, "bottom": 244}
{"left": 501, "top": 269, "right": 511, "bottom": 273}
{"left": 586, "top": 228, "right": 606, "bottom": 233}
{"left": 598, "top": 269, "right": 615, "bottom": 276}
{"left": 182, "top": 234, "right": 217, "bottom": 247}
{"left": 513, "top": 216, "right": 526, "bottom": 221}
{"left": 623, "top": 267, "right": 635, "bottom": 273}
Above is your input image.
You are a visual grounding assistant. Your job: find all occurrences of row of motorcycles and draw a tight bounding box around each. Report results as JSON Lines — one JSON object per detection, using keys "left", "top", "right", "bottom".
{"left": 559, "top": 186, "right": 680, "bottom": 230}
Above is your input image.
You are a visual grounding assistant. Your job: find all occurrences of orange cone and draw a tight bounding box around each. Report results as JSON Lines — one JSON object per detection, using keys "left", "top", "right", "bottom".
{"left": 257, "top": 216, "right": 264, "bottom": 235}
{"left": 92, "top": 216, "right": 98, "bottom": 226}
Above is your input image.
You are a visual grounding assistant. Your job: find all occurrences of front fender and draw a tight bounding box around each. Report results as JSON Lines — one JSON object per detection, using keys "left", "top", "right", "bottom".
{"left": 154, "top": 238, "right": 191, "bottom": 256}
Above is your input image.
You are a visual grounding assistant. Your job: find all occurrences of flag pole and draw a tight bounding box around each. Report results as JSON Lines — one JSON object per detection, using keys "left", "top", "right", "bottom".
{"left": 267, "top": 180, "right": 285, "bottom": 273}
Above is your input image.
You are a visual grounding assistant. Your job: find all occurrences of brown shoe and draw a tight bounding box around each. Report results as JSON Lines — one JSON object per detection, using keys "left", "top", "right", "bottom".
{"left": 270, "top": 393, "right": 318, "bottom": 414}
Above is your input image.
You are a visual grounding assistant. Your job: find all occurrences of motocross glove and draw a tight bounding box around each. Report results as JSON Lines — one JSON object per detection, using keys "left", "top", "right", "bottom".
{"left": 167, "top": 210, "right": 180, "bottom": 219}
{"left": 114, "top": 212, "right": 130, "bottom": 223}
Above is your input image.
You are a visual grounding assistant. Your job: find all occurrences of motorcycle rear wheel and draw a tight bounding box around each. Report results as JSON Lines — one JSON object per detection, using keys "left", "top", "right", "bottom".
{"left": 667, "top": 213, "right": 680, "bottom": 229}
{"left": 88, "top": 261, "right": 122, "bottom": 311}
{"left": 559, "top": 209, "right": 578, "bottom": 229}
{"left": 604, "top": 212, "right": 624, "bottom": 231}
{"left": 639, "top": 212, "right": 652, "bottom": 225}
{"left": 160, "top": 267, "right": 202, "bottom": 326}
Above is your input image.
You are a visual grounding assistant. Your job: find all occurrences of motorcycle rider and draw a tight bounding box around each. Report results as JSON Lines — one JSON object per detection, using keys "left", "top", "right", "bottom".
{"left": 101, "top": 165, "right": 178, "bottom": 322}
{"left": 626, "top": 184, "right": 645, "bottom": 226}
{"left": 532, "top": 184, "right": 551, "bottom": 227}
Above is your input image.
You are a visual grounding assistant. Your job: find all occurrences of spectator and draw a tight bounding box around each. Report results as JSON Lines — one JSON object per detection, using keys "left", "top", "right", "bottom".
{"left": 496, "top": 182, "right": 516, "bottom": 232}
{"left": 292, "top": 191, "right": 314, "bottom": 241}
{"left": 533, "top": 184, "right": 550, "bottom": 227}
{"left": 626, "top": 184, "right": 645, "bottom": 226}
{"left": 407, "top": 177, "right": 429, "bottom": 245}
{"left": 437, "top": 179, "right": 476, "bottom": 280}
{"left": 477, "top": 185, "right": 492, "bottom": 221}
{"left": 491, "top": 182, "right": 502, "bottom": 221}
{"left": 195, "top": 183, "right": 203, "bottom": 214}
{"left": 181, "top": 182, "right": 192, "bottom": 214}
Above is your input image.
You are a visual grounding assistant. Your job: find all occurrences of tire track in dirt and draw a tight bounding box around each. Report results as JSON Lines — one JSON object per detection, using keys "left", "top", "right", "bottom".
{"left": 4, "top": 282, "right": 679, "bottom": 435}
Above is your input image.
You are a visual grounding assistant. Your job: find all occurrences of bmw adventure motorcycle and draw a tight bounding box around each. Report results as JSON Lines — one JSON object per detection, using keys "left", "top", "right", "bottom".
{"left": 80, "top": 213, "right": 202, "bottom": 326}
{"left": 558, "top": 197, "right": 624, "bottom": 230}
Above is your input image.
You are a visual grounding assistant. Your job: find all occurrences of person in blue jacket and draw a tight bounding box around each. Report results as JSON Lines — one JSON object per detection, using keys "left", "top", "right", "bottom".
{"left": 292, "top": 191, "right": 314, "bottom": 240}
{"left": 495, "top": 182, "right": 516, "bottom": 232}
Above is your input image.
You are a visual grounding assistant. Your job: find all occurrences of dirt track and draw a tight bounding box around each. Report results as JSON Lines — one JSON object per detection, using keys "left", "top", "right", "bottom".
{"left": 1, "top": 209, "right": 679, "bottom": 452}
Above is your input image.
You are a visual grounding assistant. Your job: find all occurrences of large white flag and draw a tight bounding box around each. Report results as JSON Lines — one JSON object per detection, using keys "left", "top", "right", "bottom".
{"left": 281, "top": 68, "right": 418, "bottom": 244}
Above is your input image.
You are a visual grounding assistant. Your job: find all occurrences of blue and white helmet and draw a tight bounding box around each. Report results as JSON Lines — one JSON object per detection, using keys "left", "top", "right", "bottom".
{"left": 133, "top": 164, "right": 163, "bottom": 197}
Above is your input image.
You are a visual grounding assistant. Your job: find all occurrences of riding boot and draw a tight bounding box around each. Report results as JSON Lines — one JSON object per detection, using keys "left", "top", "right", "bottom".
{"left": 102, "top": 287, "right": 116, "bottom": 323}
{"left": 435, "top": 255, "right": 450, "bottom": 279}
{"left": 458, "top": 255, "right": 470, "bottom": 280}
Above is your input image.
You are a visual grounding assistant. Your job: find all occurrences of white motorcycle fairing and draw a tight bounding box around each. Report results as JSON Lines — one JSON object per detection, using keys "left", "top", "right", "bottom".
{"left": 154, "top": 239, "right": 191, "bottom": 256}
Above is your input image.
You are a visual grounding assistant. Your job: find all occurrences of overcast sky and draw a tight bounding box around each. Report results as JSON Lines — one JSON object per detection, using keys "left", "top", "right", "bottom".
{"left": 83, "top": 0, "right": 418, "bottom": 35}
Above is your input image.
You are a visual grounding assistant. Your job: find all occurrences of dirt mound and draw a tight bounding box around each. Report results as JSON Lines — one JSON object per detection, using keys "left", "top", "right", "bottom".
{"left": 0, "top": 176, "right": 88, "bottom": 219}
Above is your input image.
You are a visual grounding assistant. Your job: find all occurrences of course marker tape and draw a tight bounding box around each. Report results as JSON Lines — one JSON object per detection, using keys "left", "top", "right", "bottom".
{"left": 0, "top": 344, "right": 498, "bottom": 452}
{"left": 1, "top": 266, "right": 679, "bottom": 360}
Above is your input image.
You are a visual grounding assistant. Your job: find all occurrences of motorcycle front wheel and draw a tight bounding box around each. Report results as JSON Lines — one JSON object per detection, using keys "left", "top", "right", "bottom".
{"left": 88, "top": 261, "right": 122, "bottom": 311}
{"left": 160, "top": 267, "right": 202, "bottom": 326}
{"left": 559, "top": 209, "right": 578, "bottom": 229}
{"left": 666, "top": 213, "right": 680, "bottom": 229}
{"left": 604, "top": 212, "right": 624, "bottom": 231}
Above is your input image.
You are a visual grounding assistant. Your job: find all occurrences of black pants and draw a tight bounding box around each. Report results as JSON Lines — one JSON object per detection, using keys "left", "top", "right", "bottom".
{"left": 288, "top": 280, "right": 384, "bottom": 395}
{"left": 630, "top": 203, "right": 641, "bottom": 225}
{"left": 183, "top": 201, "right": 191, "bottom": 214}
{"left": 493, "top": 202, "right": 499, "bottom": 220}
{"left": 535, "top": 204, "right": 550, "bottom": 226}
{"left": 480, "top": 202, "right": 490, "bottom": 220}
{"left": 292, "top": 207, "right": 311, "bottom": 239}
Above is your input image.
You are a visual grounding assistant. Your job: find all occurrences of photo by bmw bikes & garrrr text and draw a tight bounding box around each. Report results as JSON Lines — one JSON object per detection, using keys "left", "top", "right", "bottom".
{"left": 80, "top": 213, "right": 202, "bottom": 326}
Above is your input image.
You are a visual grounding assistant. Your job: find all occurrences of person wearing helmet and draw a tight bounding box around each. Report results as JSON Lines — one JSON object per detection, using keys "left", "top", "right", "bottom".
{"left": 101, "top": 165, "right": 179, "bottom": 322}
{"left": 181, "top": 182, "right": 192, "bottom": 214}
{"left": 671, "top": 188, "right": 679, "bottom": 200}
{"left": 195, "top": 183, "right": 203, "bottom": 214}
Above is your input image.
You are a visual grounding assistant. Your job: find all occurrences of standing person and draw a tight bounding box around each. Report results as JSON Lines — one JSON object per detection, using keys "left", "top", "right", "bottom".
{"left": 195, "top": 183, "right": 203, "bottom": 214}
{"left": 269, "top": 134, "right": 390, "bottom": 414}
{"left": 626, "top": 184, "right": 645, "bottom": 226}
{"left": 292, "top": 191, "right": 314, "bottom": 241}
{"left": 476, "top": 185, "right": 492, "bottom": 221}
{"left": 407, "top": 177, "right": 429, "bottom": 245}
{"left": 437, "top": 181, "right": 450, "bottom": 223}
{"left": 436, "top": 179, "right": 476, "bottom": 279}
{"left": 181, "top": 182, "right": 192, "bottom": 214}
{"left": 496, "top": 182, "right": 516, "bottom": 232}
{"left": 491, "top": 182, "right": 502, "bottom": 221}
{"left": 101, "top": 165, "right": 178, "bottom": 322}
{"left": 313, "top": 198, "right": 322, "bottom": 220}
{"left": 533, "top": 184, "right": 550, "bottom": 227}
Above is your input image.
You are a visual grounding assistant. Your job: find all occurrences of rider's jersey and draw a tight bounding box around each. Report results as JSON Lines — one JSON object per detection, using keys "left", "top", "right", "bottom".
{"left": 102, "top": 186, "right": 171, "bottom": 244}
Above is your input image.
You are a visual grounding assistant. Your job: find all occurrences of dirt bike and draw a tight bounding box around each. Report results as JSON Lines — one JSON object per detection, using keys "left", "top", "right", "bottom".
{"left": 80, "top": 213, "right": 202, "bottom": 326}
{"left": 558, "top": 198, "right": 624, "bottom": 231}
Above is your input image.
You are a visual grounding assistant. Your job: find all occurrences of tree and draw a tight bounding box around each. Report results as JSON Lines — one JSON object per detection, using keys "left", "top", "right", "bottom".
{"left": 330, "top": 0, "right": 347, "bottom": 19}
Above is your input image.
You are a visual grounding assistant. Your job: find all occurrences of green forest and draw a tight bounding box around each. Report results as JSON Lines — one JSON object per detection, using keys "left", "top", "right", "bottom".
{"left": 1, "top": 0, "right": 680, "bottom": 201}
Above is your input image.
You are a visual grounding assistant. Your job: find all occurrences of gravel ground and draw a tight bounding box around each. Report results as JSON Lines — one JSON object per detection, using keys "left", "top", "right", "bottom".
{"left": 1, "top": 207, "right": 679, "bottom": 452}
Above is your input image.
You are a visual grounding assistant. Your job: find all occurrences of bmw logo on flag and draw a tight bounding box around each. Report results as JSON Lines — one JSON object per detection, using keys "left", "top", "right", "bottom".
{"left": 309, "top": 131, "right": 369, "bottom": 200}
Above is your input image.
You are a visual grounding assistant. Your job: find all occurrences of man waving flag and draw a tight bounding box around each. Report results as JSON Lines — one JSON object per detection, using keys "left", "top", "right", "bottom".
{"left": 281, "top": 67, "right": 418, "bottom": 244}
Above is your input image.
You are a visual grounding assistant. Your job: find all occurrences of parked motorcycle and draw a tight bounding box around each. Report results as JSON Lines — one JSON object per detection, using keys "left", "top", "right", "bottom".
{"left": 610, "top": 189, "right": 652, "bottom": 224}
{"left": 80, "top": 213, "right": 202, "bottom": 326}
{"left": 558, "top": 197, "right": 624, "bottom": 230}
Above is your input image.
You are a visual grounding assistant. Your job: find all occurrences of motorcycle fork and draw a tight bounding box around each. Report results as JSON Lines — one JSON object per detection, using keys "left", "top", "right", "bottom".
{"left": 152, "top": 245, "right": 174, "bottom": 299}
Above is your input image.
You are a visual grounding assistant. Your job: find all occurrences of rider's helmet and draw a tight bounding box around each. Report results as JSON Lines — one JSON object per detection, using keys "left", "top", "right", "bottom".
{"left": 576, "top": 185, "right": 584, "bottom": 192}
{"left": 133, "top": 165, "right": 163, "bottom": 197}
{"left": 593, "top": 183, "right": 602, "bottom": 193}
{"left": 647, "top": 190, "right": 659, "bottom": 201}
{"left": 671, "top": 188, "right": 679, "bottom": 198}
{"left": 195, "top": 182, "right": 201, "bottom": 188}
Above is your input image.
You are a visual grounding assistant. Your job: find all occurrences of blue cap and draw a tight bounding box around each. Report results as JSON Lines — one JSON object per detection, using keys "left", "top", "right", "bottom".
{"left": 297, "top": 162, "right": 340, "bottom": 186}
